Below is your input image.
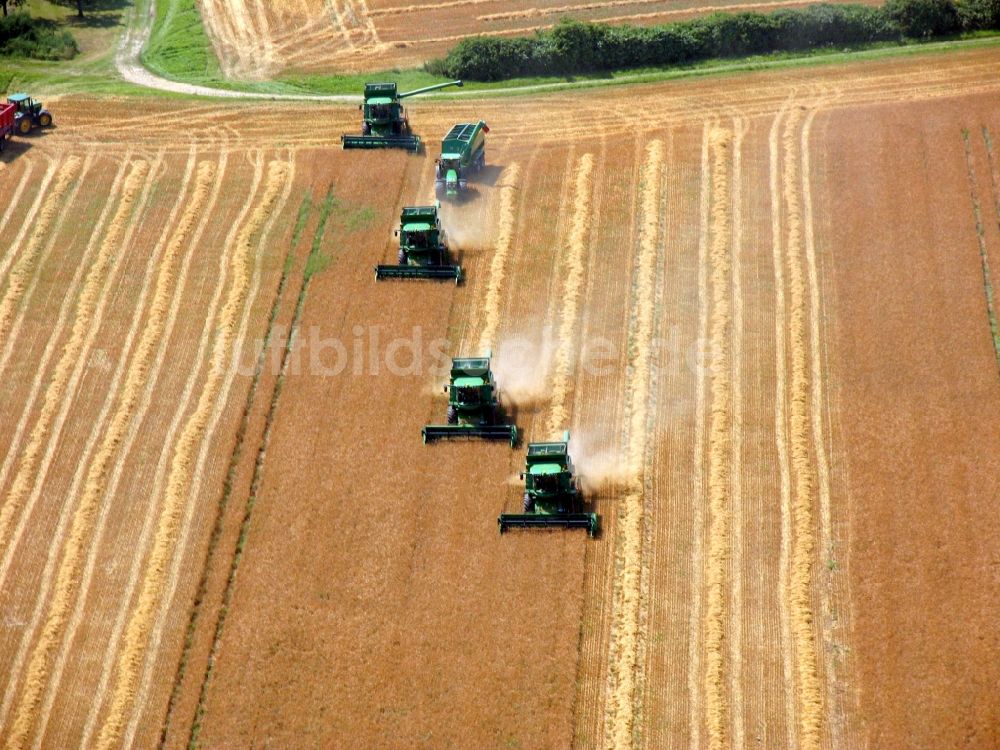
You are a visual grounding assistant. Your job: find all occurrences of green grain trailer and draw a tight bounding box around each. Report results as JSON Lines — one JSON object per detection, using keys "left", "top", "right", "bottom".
{"left": 422, "top": 353, "right": 517, "bottom": 445}
{"left": 499, "top": 432, "right": 599, "bottom": 536}
{"left": 8, "top": 94, "right": 53, "bottom": 136}
{"left": 341, "top": 80, "right": 463, "bottom": 152}
{"left": 375, "top": 203, "right": 462, "bottom": 282}
{"left": 435, "top": 120, "right": 488, "bottom": 198}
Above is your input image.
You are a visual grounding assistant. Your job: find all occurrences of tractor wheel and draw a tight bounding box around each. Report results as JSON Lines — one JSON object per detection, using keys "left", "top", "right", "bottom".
{"left": 397, "top": 249, "right": 407, "bottom": 265}
{"left": 361, "top": 122, "right": 371, "bottom": 135}
{"left": 446, "top": 406, "right": 457, "bottom": 424}
{"left": 39, "top": 112, "right": 52, "bottom": 128}
{"left": 18, "top": 118, "right": 32, "bottom": 135}
{"left": 523, "top": 493, "right": 534, "bottom": 512}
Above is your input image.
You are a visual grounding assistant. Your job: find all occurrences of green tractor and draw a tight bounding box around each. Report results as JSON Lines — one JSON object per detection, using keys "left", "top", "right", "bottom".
{"left": 422, "top": 353, "right": 517, "bottom": 446}
{"left": 435, "top": 120, "right": 488, "bottom": 199}
{"left": 499, "top": 432, "right": 599, "bottom": 536}
{"left": 341, "top": 80, "right": 463, "bottom": 152}
{"left": 375, "top": 203, "right": 462, "bottom": 282}
{"left": 9, "top": 94, "right": 53, "bottom": 135}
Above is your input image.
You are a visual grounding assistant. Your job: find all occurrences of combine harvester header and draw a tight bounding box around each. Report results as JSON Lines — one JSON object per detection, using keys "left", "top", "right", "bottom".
{"left": 436, "top": 120, "right": 488, "bottom": 198}
{"left": 422, "top": 353, "right": 517, "bottom": 445}
{"left": 342, "top": 80, "right": 463, "bottom": 152}
{"left": 375, "top": 203, "right": 462, "bottom": 282}
{"left": 499, "top": 432, "right": 599, "bottom": 536}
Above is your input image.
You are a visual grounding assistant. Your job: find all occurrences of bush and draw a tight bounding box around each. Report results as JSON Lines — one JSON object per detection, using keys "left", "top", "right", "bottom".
{"left": 885, "top": 0, "right": 961, "bottom": 37}
{"left": 433, "top": 0, "right": 996, "bottom": 81}
{"left": 0, "top": 12, "right": 77, "bottom": 60}
{"left": 956, "top": 0, "right": 1000, "bottom": 29}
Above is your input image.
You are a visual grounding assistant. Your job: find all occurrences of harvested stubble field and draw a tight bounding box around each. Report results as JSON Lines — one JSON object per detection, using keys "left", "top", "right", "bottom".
{"left": 0, "top": 46, "right": 999, "bottom": 750}
{"left": 197, "top": 0, "right": 870, "bottom": 77}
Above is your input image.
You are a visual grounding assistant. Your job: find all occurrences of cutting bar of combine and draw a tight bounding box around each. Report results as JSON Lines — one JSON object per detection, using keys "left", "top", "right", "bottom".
{"left": 422, "top": 424, "right": 517, "bottom": 446}
{"left": 374, "top": 264, "right": 462, "bottom": 283}
{"left": 497, "top": 512, "right": 599, "bottom": 536}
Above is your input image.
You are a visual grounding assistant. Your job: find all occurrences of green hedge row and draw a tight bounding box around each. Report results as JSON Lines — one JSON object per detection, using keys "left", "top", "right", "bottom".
{"left": 428, "top": 0, "right": 1000, "bottom": 80}
{"left": 0, "top": 12, "right": 77, "bottom": 60}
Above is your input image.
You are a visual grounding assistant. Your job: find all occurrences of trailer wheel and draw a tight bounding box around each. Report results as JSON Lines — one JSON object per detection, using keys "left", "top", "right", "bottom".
{"left": 523, "top": 493, "right": 534, "bottom": 512}
{"left": 39, "top": 112, "right": 52, "bottom": 128}
{"left": 446, "top": 406, "right": 457, "bottom": 424}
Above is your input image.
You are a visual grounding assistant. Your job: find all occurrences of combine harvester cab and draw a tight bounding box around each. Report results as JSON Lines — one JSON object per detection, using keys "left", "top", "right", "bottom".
{"left": 422, "top": 353, "right": 517, "bottom": 446}
{"left": 435, "top": 120, "right": 488, "bottom": 199}
{"left": 341, "top": 80, "right": 463, "bottom": 152}
{"left": 375, "top": 203, "right": 462, "bottom": 283}
{"left": 499, "top": 432, "right": 599, "bottom": 536}
{"left": 8, "top": 93, "right": 53, "bottom": 136}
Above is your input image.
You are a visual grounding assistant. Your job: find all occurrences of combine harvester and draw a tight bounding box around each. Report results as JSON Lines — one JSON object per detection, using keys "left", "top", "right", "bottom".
{"left": 499, "top": 432, "right": 599, "bottom": 536}
{"left": 8, "top": 93, "right": 53, "bottom": 136}
{"left": 435, "top": 120, "right": 488, "bottom": 199}
{"left": 422, "top": 353, "right": 517, "bottom": 446}
{"left": 341, "top": 80, "right": 463, "bottom": 152}
{"left": 375, "top": 203, "right": 462, "bottom": 283}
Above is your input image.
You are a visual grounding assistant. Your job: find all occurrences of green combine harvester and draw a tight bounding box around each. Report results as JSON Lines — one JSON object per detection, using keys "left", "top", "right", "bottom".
{"left": 341, "top": 80, "right": 463, "bottom": 152}
{"left": 499, "top": 432, "right": 599, "bottom": 536}
{"left": 422, "top": 353, "right": 517, "bottom": 446}
{"left": 375, "top": 203, "right": 462, "bottom": 282}
{"left": 435, "top": 120, "right": 488, "bottom": 198}
{"left": 8, "top": 93, "right": 53, "bottom": 135}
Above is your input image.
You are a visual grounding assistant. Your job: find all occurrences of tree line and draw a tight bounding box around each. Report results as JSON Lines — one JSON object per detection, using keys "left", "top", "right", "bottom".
{"left": 427, "top": 0, "right": 1000, "bottom": 81}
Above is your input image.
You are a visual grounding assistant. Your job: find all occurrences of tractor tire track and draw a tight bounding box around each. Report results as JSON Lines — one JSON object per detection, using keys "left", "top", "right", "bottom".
{"left": 702, "top": 125, "right": 734, "bottom": 750}
{"left": 93, "top": 159, "right": 290, "bottom": 750}
{"left": 30, "top": 155, "right": 220, "bottom": 749}
{"left": 76, "top": 152, "right": 248, "bottom": 750}
{"left": 547, "top": 153, "right": 595, "bottom": 438}
{"left": 781, "top": 106, "right": 825, "bottom": 750}
{"left": 964, "top": 128, "right": 1000, "bottom": 373}
{"left": 476, "top": 163, "right": 522, "bottom": 353}
{"left": 603, "top": 138, "right": 664, "bottom": 750}
{"left": 1, "top": 157, "right": 153, "bottom": 750}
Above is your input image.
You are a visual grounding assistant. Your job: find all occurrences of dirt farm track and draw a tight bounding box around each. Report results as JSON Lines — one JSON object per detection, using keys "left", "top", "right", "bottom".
{"left": 1, "top": 47, "right": 1000, "bottom": 749}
